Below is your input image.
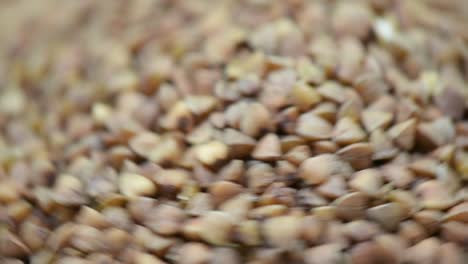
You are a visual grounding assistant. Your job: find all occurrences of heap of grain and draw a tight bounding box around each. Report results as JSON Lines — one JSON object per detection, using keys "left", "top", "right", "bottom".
{"left": 0, "top": 0, "right": 467, "bottom": 263}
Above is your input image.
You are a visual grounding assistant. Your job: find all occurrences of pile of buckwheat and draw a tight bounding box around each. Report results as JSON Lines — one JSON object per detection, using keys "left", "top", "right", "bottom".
{"left": 0, "top": 0, "right": 467, "bottom": 263}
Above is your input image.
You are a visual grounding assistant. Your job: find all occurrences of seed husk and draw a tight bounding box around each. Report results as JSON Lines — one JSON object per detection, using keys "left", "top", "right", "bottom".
{"left": 350, "top": 241, "right": 397, "bottom": 264}
{"left": 349, "top": 169, "right": 383, "bottom": 196}
{"left": 299, "top": 154, "right": 351, "bottom": 185}
{"left": 413, "top": 210, "right": 443, "bottom": 234}
{"left": 145, "top": 204, "right": 186, "bottom": 236}
{"left": 334, "top": 192, "right": 368, "bottom": 221}
{"left": 148, "top": 135, "right": 183, "bottom": 164}
{"left": 304, "top": 244, "right": 345, "bottom": 264}
{"left": 321, "top": 221, "right": 349, "bottom": 247}
{"left": 388, "top": 118, "right": 417, "bottom": 150}
{"left": 381, "top": 164, "right": 414, "bottom": 188}
{"left": 403, "top": 238, "right": 441, "bottom": 264}
{"left": 178, "top": 242, "right": 212, "bottom": 264}
{"left": 250, "top": 204, "right": 288, "bottom": 219}
{"left": 311, "top": 102, "right": 338, "bottom": 123}
{"left": 133, "top": 251, "right": 167, "bottom": 264}
{"left": 301, "top": 215, "right": 326, "bottom": 245}
{"left": 129, "top": 132, "right": 161, "bottom": 158}
{"left": 289, "top": 81, "right": 322, "bottom": 111}
{"left": 75, "top": 206, "right": 109, "bottom": 228}
{"left": 370, "top": 129, "right": 399, "bottom": 161}
{"left": 247, "top": 162, "right": 276, "bottom": 194}
{"left": 19, "top": 220, "right": 49, "bottom": 251}
{"left": 211, "top": 247, "right": 242, "bottom": 264}
{"left": 317, "top": 176, "right": 347, "bottom": 199}
{"left": 209, "top": 181, "right": 244, "bottom": 206}
{"left": 193, "top": 140, "right": 228, "bottom": 166}
{"left": 398, "top": 220, "right": 429, "bottom": 245}
{"left": 199, "top": 211, "right": 235, "bottom": 246}
{"left": 69, "top": 225, "right": 104, "bottom": 253}
{"left": 434, "top": 87, "right": 466, "bottom": 120}
{"left": 6, "top": 200, "right": 32, "bottom": 223}
{"left": 262, "top": 215, "right": 302, "bottom": 249}
{"left": 237, "top": 220, "right": 262, "bottom": 246}
{"left": 155, "top": 169, "right": 189, "bottom": 193}
{"left": 375, "top": 234, "right": 407, "bottom": 264}
{"left": 296, "top": 112, "right": 333, "bottom": 140}
{"left": 361, "top": 110, "right": 393, "bottom": 133}
{"left": 239, "top": 102, "right": 272, "bottom": 138}
{"left": 132, "top": 226, "right": 174, "bottom": 256}
{"left": 218, "top": 159, "right": 245, "bottom": 183}
{"left": 344, "top": 220, "right": 381, "bottom": 242}
{"left": 285, "top": 145, "right": 312, "bottom": 165}
{"left": 276, "top": 106, "right": 299, "bottom": 134}
{"left": 220, "top": 193, "right": 254, "bottom": 220}
{"left": 337, "top": 142, "right": 373, "bottom": 170}
{"left": 0, "top": 229, "right": 30, "bottom": 257}
{"left": 441, "top": 221, "right": 468, "bottom": 244}
{"left": 222, "top": 128, "right": 256, "bottom": 158}
{"left": 119, "top": 173, "right": 157, "bottom": 198}
{"left": 444, "top": 202, "right": 468, "bottom": 223}
{"left": 252, "top": 133, "right": 282, "bottom": 161}
{"left": 367, "top": 203, "right": 407, "bottom": 231}
{"left": 417, "top": 117, "right": 456, "bottom": 151}
{"left": 314, "top": 140, "right": 339, "bottom": 154}
{"left": 415, "top": 180, "right": 455, "bottom": 210}
{"left": 317, "top": 82, "right": 347, "bottom": 104}
{"left": 439, "top": 243, "right": 465, "bottom": 264}
{"left": 332, "top": 117, "right": 366, "bottom": 145}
